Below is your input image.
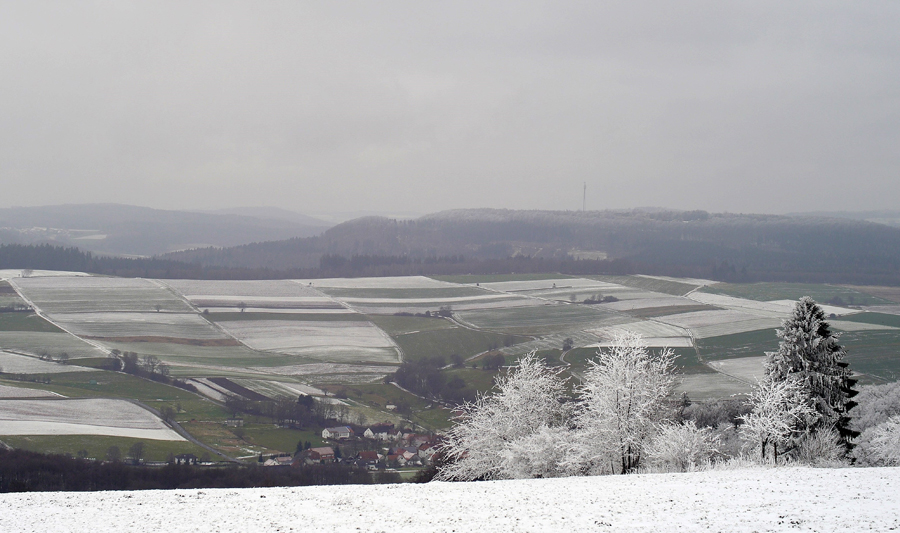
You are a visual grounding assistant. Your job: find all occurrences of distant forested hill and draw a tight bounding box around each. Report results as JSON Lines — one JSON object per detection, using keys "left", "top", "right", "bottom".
{"left": 0, "top": 204, "right": 331, "bottom": 256}
{"left": 159, "top": 209, "right": 900, "bottom": 285}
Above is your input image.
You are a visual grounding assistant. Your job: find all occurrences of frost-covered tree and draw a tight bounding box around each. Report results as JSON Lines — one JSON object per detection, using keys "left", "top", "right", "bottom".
{"left": 765, "top": 297, "right": 859, "bottom": 449}
{"left": 565, "top": 332, "right": 677, "bottom": 475}
{"left": 740, "top": 376, "right": 817, "bottom": 463}
{"left": 436, "top": 352, "right": 570, "bottom": 481}
{"left": 864, "top": 415, "right": 900, "bottom": 466}
{"left": 644, "top": 421, "right": 720, "bottom": 472}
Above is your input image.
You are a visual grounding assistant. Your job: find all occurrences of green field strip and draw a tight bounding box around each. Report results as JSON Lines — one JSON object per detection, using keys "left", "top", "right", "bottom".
{"left": 695, "top": 329, "right": 780, "bottom": 361}
{"left": 367, "top": 315, "right": 455, "bottom": 335}
{"left": 837, "top": 312, "right": 900, "bottom": 329}
{"left": 1, "top": 434, "right": 214, "bottom": 463}
{"left": 392, "top": 327, "right": 528, "bottom": 363}
{"left": 0, "top": 371, "right": 201, "bottom": 402}
{"left": 0, "top": 312, "right": 64, "bottom": 333}
{"left": 839, "top": 330, "right": 900, "bottom": 382}
{"left": 430, "top": 273, "right": 574, "bottom": 284}
{"left": 588, "top": 275, "right": 699, "bottom": 296}
{"left": 239, "top": 426, "right": 326, "bottom": 455}
{"left": 700, "top": 282, "right": 891, "bottom": 305}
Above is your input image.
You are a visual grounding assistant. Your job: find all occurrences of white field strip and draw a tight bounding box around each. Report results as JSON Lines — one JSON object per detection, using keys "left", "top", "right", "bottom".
{"left": 0, "top": 398, "right": 184, "bottom": 440}
{"left": 12, "top": 276, "right": 194, "bottom": 314}
{"left": 333, "top": 293, "right": 519, "bottom": 305}
{"left": 664, "top": 303, "right": 856, "bottom": 338}
{"left": 230, "top": 379, "right": 324, "bottom": 398}
{"left": 251, "top": 363, "right": 398, "bottom": 376}
{"left": 0, "top": 332, "right": 107, "bottom": 359}
{"left": 766, "top": 299, "right": 862, "bottom": 317}
{"left": 588, "top": 337, "right": 694, "bottom": 348}
{"left": 636, "top": 274, "right": 718, "bottom": 287}
{"left": 0, "top": 351, "right": 95, "bottom": 374}
{"left": 656, "top": 309, "right": 777, "bottom": 329}
{"left": 187, "top": 296, "right": 343, "bottom": 309}
{"left": 165, "top": 279, "right": 326, "bottom": 298}
{"left": 4, "top": 467, "right": 899, "bottom": 533}
{"left": 585, "top": 320, "right": 690, "bottom": 341}
{"left": 185, "top": 379, "right": 228, "bottom": 402}
{"left": 0, "top": 384, "right": 62, "bottom": 399}
{"left": 200, "top": 307, "right": 355, "bottom": 314}
{"left": 347, "top": 297, "right": 545, "bottom": 316}
{"left": 478, "top": 278, "right": 622, "bottom": 292}
{"left": 689, "top": 320, "right": 782, "bottom": 339}
{"left": 592, "top": 287, "right": 677, "bottom": 300}
{"left": 675, "top": 372, "right": 753, "bottom": 399}
{"left": 688, "top": 292, "right": 860, "bottom": 318}
{"left": 601, "top": 296, "right": 698, "bottom": 311}
{"left": 830, "top": 320, "right": 899, "bottom": 332}
{"left": 218, "top": 320, "right": 400, "bottom": 363}
{"left": 48, "top": 312, "right": 227, "bottom": 339}
{"left": 293, "top": 276, "right": 457, "bottom": 289}
{"left": 0, "top": 270, "right": 90, "bottom": 279}
{"left": 862, "top": 305, "right": 900, "bottom": 316}
{"left": 707, "top": 356, "right": 767, "bottom": 384}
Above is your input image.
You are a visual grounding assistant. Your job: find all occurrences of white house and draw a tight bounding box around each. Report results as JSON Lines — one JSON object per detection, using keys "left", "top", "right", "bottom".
{"left": 322, "top": 426, "right": 354, "bottom": 440}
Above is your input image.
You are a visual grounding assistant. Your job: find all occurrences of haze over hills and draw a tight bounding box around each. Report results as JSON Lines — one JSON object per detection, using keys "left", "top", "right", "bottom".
{"left": 161, "top": 208, "right": 900, "bottom": 285}
{"left": 791, "top": 210, "right": 900, "bottom": 228}
{"left": 0, "top": 204, "right": 332, "bottom": 257}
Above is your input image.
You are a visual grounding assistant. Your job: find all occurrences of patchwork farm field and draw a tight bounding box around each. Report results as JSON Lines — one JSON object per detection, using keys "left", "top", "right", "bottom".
{"left": 4, "top": 270, "right": 900, "bottom": 459}
{"left": 0, "top": 398, "right": 184, "bottom": 440}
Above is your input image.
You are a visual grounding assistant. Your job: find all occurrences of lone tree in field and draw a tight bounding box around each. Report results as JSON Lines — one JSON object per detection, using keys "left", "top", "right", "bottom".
{"left": 765, "top": 297, "right": 859, "bottom": 451}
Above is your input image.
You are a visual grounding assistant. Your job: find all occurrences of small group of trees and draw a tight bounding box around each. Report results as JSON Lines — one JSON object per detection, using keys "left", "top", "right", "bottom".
{"left": 437, "top": 298, "right": 869, "bottom": 480}
{"left": 391, "top": 356, "right": 478, "bottom": 404}
{"left": 741, "top": 297, "right": 859, "bottom": 463}
{"left": 438, "top": 332, "right": 689, "bottom": 480}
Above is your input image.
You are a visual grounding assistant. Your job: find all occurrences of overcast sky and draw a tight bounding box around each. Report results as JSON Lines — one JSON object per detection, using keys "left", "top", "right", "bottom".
{"left": 1, "top": 1, "right": 898, "bottom": 216}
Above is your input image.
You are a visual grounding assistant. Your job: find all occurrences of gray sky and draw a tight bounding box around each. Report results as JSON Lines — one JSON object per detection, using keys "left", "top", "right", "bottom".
{"left": 2, "top": 1, "right": 898, "bottom": 216}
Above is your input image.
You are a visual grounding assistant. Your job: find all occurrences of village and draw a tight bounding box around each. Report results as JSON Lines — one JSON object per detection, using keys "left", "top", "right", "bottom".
{"left": 252, "top": 423, "right": 442, "bottom": 475}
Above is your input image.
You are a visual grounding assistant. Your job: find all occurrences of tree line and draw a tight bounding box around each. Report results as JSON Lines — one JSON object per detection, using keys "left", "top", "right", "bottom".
{"left": 0, "top": 449, "right": 371, "bottom": 492}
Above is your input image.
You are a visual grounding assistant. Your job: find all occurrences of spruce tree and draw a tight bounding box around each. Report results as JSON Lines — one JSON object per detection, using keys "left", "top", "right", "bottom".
{"left": 765, "top": 297, "right": 860, "bottom": 450}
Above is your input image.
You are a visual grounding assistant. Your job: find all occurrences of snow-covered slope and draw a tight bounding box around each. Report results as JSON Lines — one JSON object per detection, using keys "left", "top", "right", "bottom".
{"left": 2, "top": 467, "right": 898, "bottom": 532}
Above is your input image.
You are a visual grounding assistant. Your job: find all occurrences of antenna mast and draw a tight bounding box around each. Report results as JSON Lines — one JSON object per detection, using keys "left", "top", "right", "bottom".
{"left": 582, "top": 182, "right": 586, "bottom": 212}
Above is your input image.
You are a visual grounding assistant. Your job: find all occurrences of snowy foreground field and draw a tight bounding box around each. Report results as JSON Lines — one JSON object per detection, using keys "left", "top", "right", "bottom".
{"left": 2, "top": 467, "right": 898, "bottom": 533}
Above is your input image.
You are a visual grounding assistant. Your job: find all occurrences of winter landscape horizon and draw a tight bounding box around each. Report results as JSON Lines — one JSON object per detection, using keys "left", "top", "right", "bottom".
{"left": 4, "top": 1, "right": 900, "bottom": 531}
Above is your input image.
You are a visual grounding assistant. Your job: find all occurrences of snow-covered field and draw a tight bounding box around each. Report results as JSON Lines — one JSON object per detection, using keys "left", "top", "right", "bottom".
{"left": 457, "top": 304, "right": 626, "bottom": 332}
{"left": 0, "top": 351, "right": 95, "bottom": 374}
{"left": 48, "top": 312, "right": 227, "bottom": 340}
{"left": 477, "top": 277, "right": 619, "bottom": 292}
{"left": 12, "top": 276, "right": 194, "bottom": 314}
{"left": 655, "top": 309, "right": 783, "bottom": 338}
{"left": 295, "top": 275, "right": 456, "bottom": 289}
{"left": 707, "top": 356, "right": 767, "bottom": 384}
{"left": 0, "top": 332, "right": 105, "bottom": 360}
{"left": 0, "top": 398, "right": 184, "bottom": 440}
{"left": 1, "top": 467, "right": 897, "bottom": 532}
{"left": 218, "top": 320, "right": 400, "bottom": 363}
{"left": 601, "top": 296, "right": 697, "bottom": 311}
{"left": 0, "top": 383, "right": 61, "bottom": 399}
